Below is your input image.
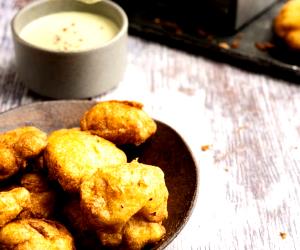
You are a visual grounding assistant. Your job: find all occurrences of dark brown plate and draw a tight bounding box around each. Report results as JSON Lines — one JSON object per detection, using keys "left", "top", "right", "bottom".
{"left": 0, "top": 100, "right": 198, "bottom": 250}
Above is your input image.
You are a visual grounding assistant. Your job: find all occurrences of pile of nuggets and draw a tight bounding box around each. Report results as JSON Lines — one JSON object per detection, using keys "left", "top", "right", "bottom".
{"left": 0, "top": 100, "right": 169, "bottom": 250}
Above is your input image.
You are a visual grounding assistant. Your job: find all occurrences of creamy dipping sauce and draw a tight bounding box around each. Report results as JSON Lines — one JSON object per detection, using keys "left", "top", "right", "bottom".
{"left": 19, "top": 11, "right": 119, "bottom": 52}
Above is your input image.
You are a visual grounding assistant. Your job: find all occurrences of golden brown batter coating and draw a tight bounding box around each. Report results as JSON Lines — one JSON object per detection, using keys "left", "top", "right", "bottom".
{"left": 44, "top": 129, "right": 127, "bottom": 193}
{"left": 96, "top": 215, "right": 166, "bottom": 249}
{"left": 0, "top": 126, "right": 47, "bottom": 181}
{"left": 18, "top": 192, "right": 56, "bottom": 220}
{"left": 274, "top": 0, "right": 300, "bottom": 50}
{"left": 0, "top": 219, "right": 75, "bottom": 250}
{"left": 80, "top": 160, "right": 168, "bottom": 233}
{"left": 0, "top": 145, "right": 20, "bottom": 182}
{"left": 0, "top": 187, "right": 30, "bottom": 227}
{"left": 123, "top": 215, "right": 166, "bottom": 250}
{"left": 63, "top": 198, "right": 101, "bottom": 250}
{"left": 96, "top": 230, "right": 123, "bottom": 247}
{"left": 63, "top": 196, "right": 167, "bottom": 249}
{"left": 137, "top": 182, "right": 168, "bottom": 223}
{"left": 18, "top": 173, "right": 56, "bottom": 219}
{"left": 80, "top": 100, "right": 157, "bottom": 146}
{"left": 20, "top": 172, "right": 50, "bottom": 193}
{"left": 63, "top": 198, "right": 90, "bottom": 233}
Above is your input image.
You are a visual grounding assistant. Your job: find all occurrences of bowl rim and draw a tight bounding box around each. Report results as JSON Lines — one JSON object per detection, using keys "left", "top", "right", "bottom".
{"left": 11, "top": 0, "right": 128, "bottom": 54}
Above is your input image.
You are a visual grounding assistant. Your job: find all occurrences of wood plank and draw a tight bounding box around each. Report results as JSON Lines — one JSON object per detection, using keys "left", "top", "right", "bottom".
{"left": 1, "top": 1, "right": 300, "bottom": 249}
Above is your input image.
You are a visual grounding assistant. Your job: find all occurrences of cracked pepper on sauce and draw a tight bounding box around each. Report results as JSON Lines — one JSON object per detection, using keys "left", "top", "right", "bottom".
{"left": 19, "top": 11, "right": 119, "bottom": 52}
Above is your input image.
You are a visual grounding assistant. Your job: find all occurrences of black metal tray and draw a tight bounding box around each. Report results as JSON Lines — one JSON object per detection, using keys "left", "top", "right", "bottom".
{"left": 116, "top": 1, "right": 300, "bottom": 83}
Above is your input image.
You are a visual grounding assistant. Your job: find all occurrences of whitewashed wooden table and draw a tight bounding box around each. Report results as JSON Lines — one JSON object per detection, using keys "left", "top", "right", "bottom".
{"left": 1, "top": 1, "right": 300, "bottom": 250}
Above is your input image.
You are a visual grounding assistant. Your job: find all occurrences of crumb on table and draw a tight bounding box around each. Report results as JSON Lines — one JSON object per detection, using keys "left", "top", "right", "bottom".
{"left": 201, "top": 145, "right": 211, "bottom": 151}
{"left": 280, "top": 232, "right": 287, "bottom": 240}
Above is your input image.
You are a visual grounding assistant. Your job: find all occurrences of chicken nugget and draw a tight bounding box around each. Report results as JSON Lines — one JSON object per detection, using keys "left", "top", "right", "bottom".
{"left": 80, "top": 160, "right": 168, "bottom": 232}
{"left": 64, "top": 198, "right": 123, "bottom": 248}
{"left": 44, "top": 129, "right": 127, "bottom": 192}
{"left": 63, "top": 198, "right": 100, "bottom": 250}
{"left": 123, "top": 215, "right": 166, "bottom": 250}
{"left": 20, "top": 172, "right": 50, "bottom": 193}
{"left": 0, "top": 126, "right": 47, "bottom": 181}
{"left": 274, "top": 0, "right": 300, "bottom": 50}
{"left": 80, "top": 100, "right": 157, "bottom": 146}
{"left": 0, "top": 219, "right": 75, "bottom": 250}
{"left": 0, "top": 145, "right": 20, "bottom": 182}
{"left": 96, "top": 230, "right": 123, "bottom": 247}
{"left": 63, "top": 198, "right": 90, "bottom": 233}
{"left": 18, "top": 173, "right": 56, "bottom": 219}
{"left": 96, "top": 215, "right": 166, "bottom": 249}
{"left": 0, "top": 187, "right": 30, "bottom": 227}
{"left": 137, "top": 175, "right": 168, "bottom": 223}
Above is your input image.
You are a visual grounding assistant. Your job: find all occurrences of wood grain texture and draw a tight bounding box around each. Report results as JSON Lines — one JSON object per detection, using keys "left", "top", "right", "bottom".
{"left": 1, "top": 1, "right": 300, "bottom": 249}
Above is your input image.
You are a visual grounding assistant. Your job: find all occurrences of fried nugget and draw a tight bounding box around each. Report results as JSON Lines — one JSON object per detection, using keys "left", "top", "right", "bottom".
{"left": 96, "top": 215, "right": 166, "bottom": 249}
{"left": 18, "top": 173, "right": 56, "bottom": 219}
{"left": 64, "top": 199, "right": 122, "bottom": 248}
{"left": 20, "top": 172, "right": 50, "bottom": 193}
{"left": 63, "top": 198, "right": 100, "bottom": 250}
{"left": 80, "top": 100, "right": 157, "bottom": 146}
{"left": 274, "top": 0, "right": 300, "bottom": 50}
{"left": 137, "top": 176, "right": 168, "bottom": 223}
{"left": 63, "top": 197, "right": 166, "bottom": 250}
{"left": 0, "top": 187, "right": 30, "bottom": 227}
{"left": 122, "top": 215, "right": 166, "bottom": 250}
{"left": 0, "top": 219, "right": 75, "bottom": 250}
{"left": 63, "top": 198, "right": 90, "bottom": 233}
{"left": 97, "top": 230, "right": 123, "bottom": 247}
{"left": 44, "top": 129, "right": 127, "bottom": 192}
{"left": 0, "top": 145, "right": 19, "bottom": 182}
{"left": 0, "top": 127, "right": 47, "bottom": 181}
{"left": 80, "top": 160, "right": 168, "bottom": 233}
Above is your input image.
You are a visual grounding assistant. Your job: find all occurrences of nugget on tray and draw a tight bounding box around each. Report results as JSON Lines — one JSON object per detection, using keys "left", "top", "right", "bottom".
{"left": 0, "top": 219, "right": 75, "bottom": 250}
{"left": 44, "top": 129, "right": 127, "bottom": 192}
{"left": 80, "top": 100, "right": 157, "bottom": 146}
{"left": 80, "top": 160, "right": 168, "bottom": 246}
{"left": 0, "top": 126, "right": 47, "bottom": 181}
{"left": 18, "top": 173, "right": 56, "bottom": 219}
{"left": 0, "top": 187, "right": 30, "bottom": 227}
{"left": 274, "top": 0, "right": 300, "bottom": 50}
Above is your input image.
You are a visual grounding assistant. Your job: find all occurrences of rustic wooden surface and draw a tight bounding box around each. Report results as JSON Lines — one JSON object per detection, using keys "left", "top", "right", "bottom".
{"left": 1, "top": 1, "right": 300, "bottom": 249}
